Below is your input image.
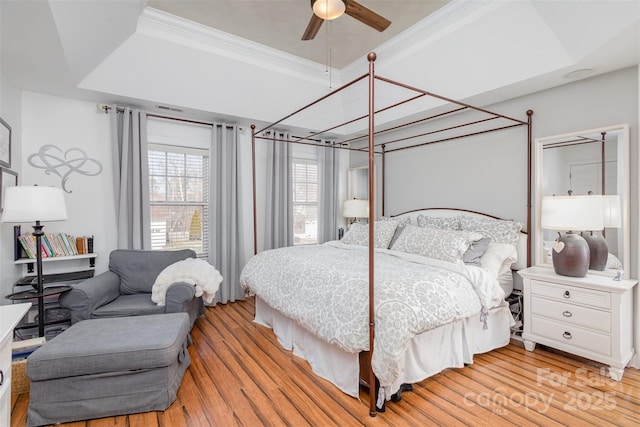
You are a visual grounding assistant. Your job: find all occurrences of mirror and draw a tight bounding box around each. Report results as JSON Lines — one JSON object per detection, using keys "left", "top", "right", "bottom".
{"left": 348, "top": 166, "right": 369, "bottom": 200}
{"left": 534, "top": 124, "right": 630, "bottom": 278}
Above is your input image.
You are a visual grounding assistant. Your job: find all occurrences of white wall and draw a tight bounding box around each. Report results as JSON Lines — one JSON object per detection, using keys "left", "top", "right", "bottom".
{"left": 365, "top": 66, "right": 640, "bottom": 368}
{"left": 381, "top": 66, "right": 638, "bottom": 273}
{"left": 3, "top": 91, "right": 350, "bottom": 302}
{"left": 634, "top": 62, "right": 640, "bottom": 369}
{"left": 0, "top": 13, "right": 25, "bottom": 303}
{"left": 17, "top": 92, "right": 116, "bottom": 282}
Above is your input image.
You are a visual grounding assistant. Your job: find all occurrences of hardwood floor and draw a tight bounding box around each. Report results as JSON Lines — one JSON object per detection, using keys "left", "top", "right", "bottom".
{"left": 11, "top": 297, "right": 640, "bottom": 426}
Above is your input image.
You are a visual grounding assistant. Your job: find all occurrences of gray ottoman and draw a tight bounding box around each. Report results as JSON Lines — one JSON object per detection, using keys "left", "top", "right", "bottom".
{"left": 26, "top": 313, "right": 191, "bottom": 427}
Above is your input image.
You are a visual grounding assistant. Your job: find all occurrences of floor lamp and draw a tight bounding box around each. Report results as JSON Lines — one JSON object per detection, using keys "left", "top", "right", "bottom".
{"left": 2, "top": 186, "right": 68, "bottom": 337}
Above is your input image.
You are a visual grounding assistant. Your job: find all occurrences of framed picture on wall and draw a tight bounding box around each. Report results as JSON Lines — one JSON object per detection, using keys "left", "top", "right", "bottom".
{"left": 0, "top": 117, "right": 11, "bottom": 168}
{"left": 0, "top": 167, "right": 18, "bottom": 213}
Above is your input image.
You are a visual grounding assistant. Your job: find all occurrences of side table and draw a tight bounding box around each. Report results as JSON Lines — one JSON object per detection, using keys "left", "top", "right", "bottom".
{"left": 6, "top": 286, "right": 72, "bottom": 338}
{"left": 518, "top": 266, "right": 636, "bottom": 381}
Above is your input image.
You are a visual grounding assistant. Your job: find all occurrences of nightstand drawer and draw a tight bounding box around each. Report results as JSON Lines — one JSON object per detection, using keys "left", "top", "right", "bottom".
{"left": 530, "top": 280, "right": 611, "bottom": 309}
{"left": 530, "top": 296, "right": 610, "bottom": 333}
{"left": 530, "top": 316, "right": 611, "bottom": 357}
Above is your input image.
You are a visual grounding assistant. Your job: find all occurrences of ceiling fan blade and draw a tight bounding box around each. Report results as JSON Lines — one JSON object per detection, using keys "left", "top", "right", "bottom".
{"left": 345, "top": 0, "right": 391, "bottom": 32}
{"left": 302, "top": 14, "right": 324, "bottom": 40}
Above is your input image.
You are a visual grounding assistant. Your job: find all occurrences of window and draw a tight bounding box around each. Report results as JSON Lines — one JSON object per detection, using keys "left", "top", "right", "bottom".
{"left": 148, "top": 144, "right": 209, "bottom": 257}
{"left": 292, "top": 159, "right": 318, "bottom": 245}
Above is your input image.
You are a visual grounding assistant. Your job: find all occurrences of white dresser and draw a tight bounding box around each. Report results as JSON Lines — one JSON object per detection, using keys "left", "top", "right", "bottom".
{"left": 1, "top": 303, "right": 31, "bottom": 426}
{"left": 518, "top": 266, "right": 636, "bottom": 381}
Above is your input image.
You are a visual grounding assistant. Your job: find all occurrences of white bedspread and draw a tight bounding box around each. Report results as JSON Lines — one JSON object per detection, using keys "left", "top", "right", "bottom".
{"left": 240, "top": 241, "right": 504, "bottom": 387}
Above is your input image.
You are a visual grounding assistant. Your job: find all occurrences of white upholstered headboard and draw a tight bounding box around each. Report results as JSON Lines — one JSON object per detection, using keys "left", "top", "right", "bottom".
{"left": 390, "top": 208, "right": 528, "bottom": 271}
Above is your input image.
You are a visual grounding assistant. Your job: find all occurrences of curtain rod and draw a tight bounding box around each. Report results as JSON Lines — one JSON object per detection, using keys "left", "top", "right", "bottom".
{"left": 96, "top": 103, "right": 238, "bottom": 130}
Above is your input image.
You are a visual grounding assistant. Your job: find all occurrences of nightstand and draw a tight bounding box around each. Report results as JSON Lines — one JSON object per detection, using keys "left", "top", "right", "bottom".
{"left": 518, "top": 266, "right": 637, "bottom": 381}
{"left": 1, "top": 303, "right": 32, "bottom": 426}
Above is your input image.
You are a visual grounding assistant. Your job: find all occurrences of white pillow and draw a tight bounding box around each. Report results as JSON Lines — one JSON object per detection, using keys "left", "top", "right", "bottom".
{"left": 379, "top": 216, "right": 410, "bottom": 248}
{"left": 416, "top": 214, "right": 461, "bottom": 230}
{"left": 340, "top": 221, "right": 398, "bottom": 249}
{"left": 498, "top": 270, "right": 514, "bottom": 296}
{"left": 607, "top": 253, "right": 623, "bottom": 270}
{"left": 390, "top": 224, "right": 482, "bottom": 264}
{"left": 479, "top": 243, "right": 518, "bottom": 277}
{"left": 460, "top": 216, "right": 523, "bottom": 246}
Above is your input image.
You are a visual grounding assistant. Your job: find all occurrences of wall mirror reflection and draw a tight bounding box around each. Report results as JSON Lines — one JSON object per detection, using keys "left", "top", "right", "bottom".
{"left": 348, "top": 166, "right": 369, "bottom": 200}
{"left": 534, "top": 124, "right": 630, "bottom": 278}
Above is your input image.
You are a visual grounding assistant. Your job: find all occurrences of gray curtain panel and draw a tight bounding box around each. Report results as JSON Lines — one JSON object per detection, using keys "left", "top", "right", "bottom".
{"left": 264, "top": 131, "right": 293, "bottom": 249}
{"left": 210, "top": 123, "right": 245, "bottom": 305}
{"left": 110, "top": 107, "right": 150, "bottom": 250}
{"left": 317, "top": 141, "right": 339, "bottom": 243}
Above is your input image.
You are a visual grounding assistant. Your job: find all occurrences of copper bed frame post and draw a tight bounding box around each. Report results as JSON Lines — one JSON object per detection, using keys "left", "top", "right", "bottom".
{"left": 251, "top": 125, "right": 258, "bottom": 255}
{"left": 601, "top": 131, "right": 607, "bottom": 237}
{"left": 246, "top": 53, "right": 533, "bottom": 416}
{"left": 381, "top": 144, "right": 386, "bottom": 216}
{"left": 367, "top": 52, "right": 377, "bottom": 417}
{"left": 526, "top": 110, "right": 533, "bottom": 267}
{"left": 601, "top": 132, "right": 607, "bottom": 196}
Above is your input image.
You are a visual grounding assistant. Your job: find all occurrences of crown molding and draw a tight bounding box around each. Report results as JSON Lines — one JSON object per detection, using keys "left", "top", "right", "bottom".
{"left": 137, "top": 7, "right": 341, "bottom": 87}
{"left": 342, "top": 0, "right": 502, "bottom": 76}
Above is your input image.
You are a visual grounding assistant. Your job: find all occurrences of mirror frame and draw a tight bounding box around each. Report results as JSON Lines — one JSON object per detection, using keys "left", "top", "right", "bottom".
{"left": 534, "top": 124, "right": 630, "bottom": 278}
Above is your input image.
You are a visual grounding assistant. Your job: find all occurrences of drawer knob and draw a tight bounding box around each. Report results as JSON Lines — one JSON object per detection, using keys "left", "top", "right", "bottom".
{"left": 563, "top": 290, "right": 571, "bottom": 299}
{"left": 0, "top": 369, "right": 3, "bottom": 386}
{"left": 563, "top": 331, "right": 572, "bottom": 339}
{"left": 562, "top": 310, "right": 573, "bottom": 318}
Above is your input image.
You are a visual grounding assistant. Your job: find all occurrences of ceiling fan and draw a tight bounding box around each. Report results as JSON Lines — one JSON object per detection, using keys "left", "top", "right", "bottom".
{"left": 302, "top": 0, "right": 391, "bottom": 40}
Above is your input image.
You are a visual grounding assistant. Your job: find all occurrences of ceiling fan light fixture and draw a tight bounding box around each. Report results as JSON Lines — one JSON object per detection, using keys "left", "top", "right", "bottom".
{"left": 312, "top": 0, "right": 347, "bottom": 20}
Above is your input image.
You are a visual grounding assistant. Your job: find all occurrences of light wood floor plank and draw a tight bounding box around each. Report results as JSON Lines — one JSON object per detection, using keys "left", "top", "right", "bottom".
{"left": 477, "top": 350, "right": 640, "bottom": 423}
{"left": 11, "top": 297, "right": 640, "bottom": 426}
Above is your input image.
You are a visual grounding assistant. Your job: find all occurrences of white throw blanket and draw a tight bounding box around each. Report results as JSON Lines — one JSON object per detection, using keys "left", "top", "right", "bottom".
{"left": 152, "top": 258, "right": 223, "bottom": 305}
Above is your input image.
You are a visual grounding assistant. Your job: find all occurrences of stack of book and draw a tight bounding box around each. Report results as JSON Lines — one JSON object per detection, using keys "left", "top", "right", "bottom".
{"left": 12, "top": 337, "right": 46, "bottom": 361}
{"left": 18, "top": 233, "right": 94, "bottom": 258}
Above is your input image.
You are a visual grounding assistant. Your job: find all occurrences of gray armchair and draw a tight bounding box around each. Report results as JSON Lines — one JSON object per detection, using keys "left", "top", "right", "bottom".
{"left": 59, "top": 249, "right": 205, "bottom": 327}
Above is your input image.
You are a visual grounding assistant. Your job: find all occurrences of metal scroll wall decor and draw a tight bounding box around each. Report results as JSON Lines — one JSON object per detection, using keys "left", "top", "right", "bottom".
{"left": 28, "top": 145, "right": 103, "bottom": 193}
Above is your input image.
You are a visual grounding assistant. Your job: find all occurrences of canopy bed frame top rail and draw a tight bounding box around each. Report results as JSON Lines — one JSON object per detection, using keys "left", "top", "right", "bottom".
{"left": 249, "top": 52, "right": 533, "bottom": 416}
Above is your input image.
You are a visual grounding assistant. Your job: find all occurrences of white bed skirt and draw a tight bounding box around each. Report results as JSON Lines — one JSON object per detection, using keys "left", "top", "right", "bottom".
{"left": 254, "top": 297, "right": 513, "bottom": 398}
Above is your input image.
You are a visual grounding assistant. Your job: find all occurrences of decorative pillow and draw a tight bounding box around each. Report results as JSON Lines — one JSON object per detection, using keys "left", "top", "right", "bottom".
{"left": 479, "top": 243, "right": 518, "bottom": 278}
{"left": 380, "top": 216, "right": 410, "bottom": 228}
{"left": 416, "top": 214, "right": 461, "bottom": 230}
{"left": 340, "top": 221, "right": 398, "bottom": 249}
{"left": 459, "top": 216, "right": 523, "bottom": 246}
{"left": 463, "top": 237, "right": 492, "bottom": 267}
{"left": 380, "top": 216, "right": 410, "bottom": 248}
{"left": 390, "top": 224, "right": 482, "bottom": 264}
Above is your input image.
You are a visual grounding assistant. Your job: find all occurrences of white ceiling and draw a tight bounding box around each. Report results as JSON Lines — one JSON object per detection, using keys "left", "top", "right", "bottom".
{"left": 1, "top": 0, "right": 639, "bottom": 134}
{"left": 147, "top": 0, "right": 452, "bottom": 68}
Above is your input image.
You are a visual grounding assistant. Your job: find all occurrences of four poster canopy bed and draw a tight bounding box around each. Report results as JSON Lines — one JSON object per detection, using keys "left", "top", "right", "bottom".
{"left": 241, "top": 52, "right": 533, "bottom": 415}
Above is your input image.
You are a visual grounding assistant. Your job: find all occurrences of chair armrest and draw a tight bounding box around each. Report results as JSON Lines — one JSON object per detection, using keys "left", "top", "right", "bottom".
{"left": 58, "top": 271, "right": 121, "bottom": 324}
{"left": 165, "top": 282, "right": 204, "bottom": 327}
{"left": 165, "top": 282, "right": 196, "bottom": 308}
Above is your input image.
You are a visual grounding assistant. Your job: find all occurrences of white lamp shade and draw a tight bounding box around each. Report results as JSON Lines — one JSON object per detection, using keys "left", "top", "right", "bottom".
{"left": 312, "top": 0, "right": 346, "bottom": 20}
{"left": 1, "top": 186, "right": 68, "bottom": 223}
{"left": 602, "top": 195, "right": 621, "bottom": 228}
{"left": 343, "top": 199, "right": 369, "bottom": 218}
{"left": 541, "top": 195, "right": 604, "bottom": 231}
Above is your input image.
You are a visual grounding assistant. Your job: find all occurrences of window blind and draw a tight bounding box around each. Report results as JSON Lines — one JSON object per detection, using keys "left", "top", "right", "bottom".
{"left": 148, "top": 144, "right": 209, "bottom": 257}
{"left": 292, "top": 159, "right": 318, "bottom": 245}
